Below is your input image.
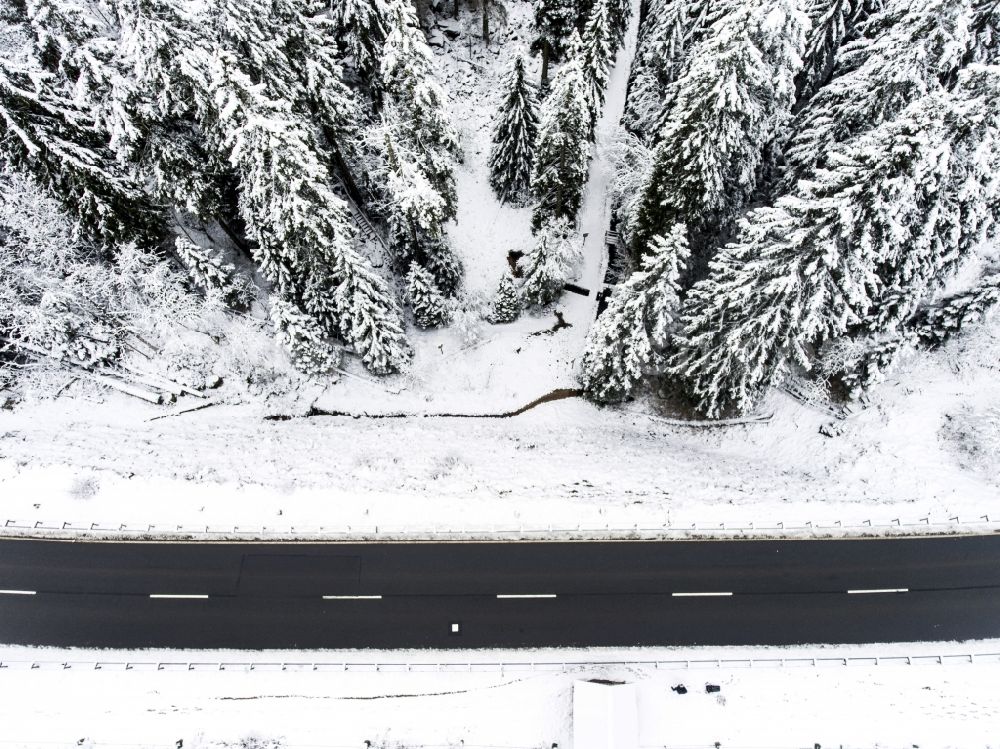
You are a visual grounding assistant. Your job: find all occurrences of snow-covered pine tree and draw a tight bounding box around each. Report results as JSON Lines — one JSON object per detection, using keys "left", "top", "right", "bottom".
{"left": 330, "top": 0, "right": 391, "bottom": 89}
{"left": 628, "top": 0, "right": 808, "bottom": 262}
{"left": 781, "top": 0, "right": 980, "bottom": 188}
{"left": 376, "top": 0, "right": 462, "bottom": 287}
{"left": 489, "top": 272, "right": 522, "bottom": 323}
{"left": 488, "top": 56, "right": 540, "bottom": 204}
{"left": 270, "top": 297, "right": 341, "bottom": 375}
{"left": 794, "top": 0, "right": 883, "bottom": 107}
{"left": 622, "top": 0, "right": 689, "bottom": 141}
{"left": 520, "top": 217, "right": 583, "bottom": 306}
{"left": 380, "top": 129, "right": 449, "bottom": 255}
{"left": 406, "top": 261, "right": 450, "bottom": 328}
{"left": 0, "top": 57, "right": 161, "bottom": 246}
{"left": 530, "top": 32, "right": 592, "bottom": 228}
{"left": 580, "top": 225, "right": 689, "bottom": 402}
{"left": 605, "top": 0, "right": 633, "bottom": 53}
{"left": 380, "top": 0, "right": 461, "bottom": 219}
{"left": 532, "top": 0, "right": 578, "bottom": 87}
{"left": 580, "top": 0, "right": 614, "bottom": 132}
{"left": 668, "top": 67, "right": 1000, "bottom": 417}
{"left": 910, "top": 268, "right": 1000, "bottom": 348}
{"left": 173, "top": 235, "right": 246, "bottom": 308}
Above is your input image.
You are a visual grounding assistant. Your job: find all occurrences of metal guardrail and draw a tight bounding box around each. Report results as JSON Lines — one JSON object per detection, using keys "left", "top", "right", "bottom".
{"left": 2, "top": 653, "right": 997, "bottom": 673}
{"left": 1, "top": 516, "right": 996, "bottom": 541}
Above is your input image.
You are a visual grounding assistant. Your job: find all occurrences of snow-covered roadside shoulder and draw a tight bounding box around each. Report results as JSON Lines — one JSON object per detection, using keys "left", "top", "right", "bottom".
{"left": 0, "top": 324, "right": 998, "bottom": 540}
{"left": 0, "top": 641, "right": 997, "bottom": 748}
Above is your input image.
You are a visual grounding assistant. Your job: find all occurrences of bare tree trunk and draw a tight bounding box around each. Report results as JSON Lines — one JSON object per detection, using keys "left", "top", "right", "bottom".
{"left": 482, "top": 0, "right": 490, "bottom": 46}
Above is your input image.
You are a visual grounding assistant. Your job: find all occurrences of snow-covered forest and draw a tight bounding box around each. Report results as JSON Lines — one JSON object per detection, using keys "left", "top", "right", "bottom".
{"left": 1, "top": 0, "right": 998, "bottom": 420}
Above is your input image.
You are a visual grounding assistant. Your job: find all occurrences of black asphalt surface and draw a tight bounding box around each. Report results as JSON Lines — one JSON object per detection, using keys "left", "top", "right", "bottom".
{"left": 1, "top": 536, "right": 999, "bottom": 649}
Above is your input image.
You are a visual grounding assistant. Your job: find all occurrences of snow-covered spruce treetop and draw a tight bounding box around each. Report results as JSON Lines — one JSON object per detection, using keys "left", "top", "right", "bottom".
{"left": 580, "top": 0, "right": 614, "bottom": 133}
{"left": 520, "top": 216, "right": 583, "bottom": 307}
{"left": 489, "top": 55, "right": 540, "bottom": 204}
{"left": 628, "top": 0, "right": 809, "bottom": 261}
{"left": 531, "top": 31, "right": 592, "bottom": 229}
{"left": 405, "top": 261, "right": 450, "bottom": 329}
{"left": 3, "top": 0, "right": 412, "bottom": 375}
{"left": 794, "top": 0, "right": 884, "bottom": 107}
{"left": 379, "top": 0, "right": 461, "bottom": 218}
{"left": 580, "top": 225, "right": 689, "bottom": 403}
{"left": 668, "top": 66, "right": 1000, "bottom": 417}
{"left": 622, "top": 0, "right": 691, "bottom": 142}
{"left": 781, "top": 0, "right": 994, "bottom": 188}
{"left": 489, "top": 272, "right": 522, "bottom": 324}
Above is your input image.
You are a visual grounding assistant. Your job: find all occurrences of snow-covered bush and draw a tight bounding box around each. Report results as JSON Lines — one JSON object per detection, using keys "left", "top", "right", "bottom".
{"left": 489, "top": 273, "right": 522, "bottom": 323}
{"left": 450, "top": 290, "right": 490, "bottom": 346}
{"left": 406, "top": 262, "right": 450, "bottom": 329}
{"left": 0, "top": 171, "right": 197, "bottom": 372}
{"left": 940, "top": 403, "right": 1000, "bottom": 481}
{"left": 0, "top": 169, "right": 305, "bottom": 398}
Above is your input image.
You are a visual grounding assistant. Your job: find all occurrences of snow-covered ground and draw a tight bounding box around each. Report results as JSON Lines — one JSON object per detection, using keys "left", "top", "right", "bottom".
{"left": 1, "top": 323, "right": 998, "bottom": 539}
{"left": 0, "top": 641, "right": 997, "bottom": 748}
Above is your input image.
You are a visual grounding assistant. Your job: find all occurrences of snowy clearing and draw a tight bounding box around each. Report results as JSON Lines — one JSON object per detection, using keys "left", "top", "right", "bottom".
{"left": 0, "top": 641, "right": 998, "bottom": 748}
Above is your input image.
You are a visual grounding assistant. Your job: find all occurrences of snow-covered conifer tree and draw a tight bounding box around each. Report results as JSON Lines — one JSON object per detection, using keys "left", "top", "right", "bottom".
{"left": 669, "top": 66, "right": 1000, "bottom": 417}
{"left": 629, "top": 0, "right": 808, "bottom": 258}
{"left": 488, "top": 56, "right": 540, "bottom": 203}
{"left": 331, "top": 0, "right": 390, "bottom": 85}
{"left": 622, "top": 0, "right": 689, "bottom": 140}
{"left": 270, "top": 297, "right": 341, "bottom": 376}
{"left": 605, "top": 0, "right": 633, "bottom": 53}
{"left": 794, "top": 0, "right": 883, "bottom": 106}
{"left": 376, "top": 0, "right": 462, "bottom": 286}
{"left": 489, "top": 273, "right": 522, "bottom": 323}
{"left": 532, "top": 0, "right": 578, "bottom": 86}
{"left": 380, "top": 0, "right": 461, "bottom": 218}
{"left": 530, "top": 33, "right": 592, "bottom": 228}
{"left": 580, "top": 0, "right": 614, "bottom": 131}
{"left": 520, "top": 217, "right": 582, "bottom": 306}
{"left": 782, "top": 0, "right": 980, "bottom": 187}
{"left": 0, "top": 57, "right": 161, "bottom": 246}
{"left": 580, "top": 225, "right": 689, "bottom": 402}
{"left": 406, "top": 262, "right": 450, "bottom": 328}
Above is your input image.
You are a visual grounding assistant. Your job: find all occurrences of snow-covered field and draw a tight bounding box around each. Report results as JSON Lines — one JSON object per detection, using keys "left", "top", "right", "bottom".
{"left": 0, "top": 642, "right": 997, "bottom": 748}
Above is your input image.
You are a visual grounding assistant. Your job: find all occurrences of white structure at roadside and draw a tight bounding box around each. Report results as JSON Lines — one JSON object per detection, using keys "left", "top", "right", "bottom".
{"left": 573, "top": 679, "right": 638, "bottom": 749}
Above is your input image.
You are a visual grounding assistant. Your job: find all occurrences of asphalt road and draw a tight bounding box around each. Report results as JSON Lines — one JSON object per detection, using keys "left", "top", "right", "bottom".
{"left": 1, "top": 536, "right": 999, "bottom": 649}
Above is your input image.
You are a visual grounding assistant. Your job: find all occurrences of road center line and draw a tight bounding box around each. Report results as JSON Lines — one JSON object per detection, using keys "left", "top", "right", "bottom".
{"left": 672, "top": 592, "right": 733, "bottom": 597}
{"left": 496, "top": 594, "right": 558, "bottom": 599}
{"left": 149, "top": 594, "right": 210, "bottom": 599}
{"left": 0, "top": 589, "right": 36, "bottom": 596}
{"left": 847, "top": 588, "right": 909, "bottom": 594}
{"left": 322, "top": 595, "right": 383, "bottom": 600}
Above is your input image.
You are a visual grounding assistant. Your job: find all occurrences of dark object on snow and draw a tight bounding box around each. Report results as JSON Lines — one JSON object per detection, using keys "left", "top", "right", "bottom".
{"left": 587, "top": 678, "right": 625, "bottom": 686}
{"left": 706, "top": 684, "right": 721, "bottom": 693}
{"left": 507, "top": 249, "right": 525, "bottom": 277}
{"left": 563, "top": 282, "right": 591, "bottom": 296}
{"left": 671, "top": 684, "right": 688, "bottom": 694}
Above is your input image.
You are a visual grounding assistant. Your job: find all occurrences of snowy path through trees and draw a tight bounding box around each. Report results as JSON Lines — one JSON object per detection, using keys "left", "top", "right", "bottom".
{"left": 561, "top": 0, "right": 643, "bottom": 339}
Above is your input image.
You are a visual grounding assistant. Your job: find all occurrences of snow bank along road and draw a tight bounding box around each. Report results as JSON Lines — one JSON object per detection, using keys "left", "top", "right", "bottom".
{"left": 1, "top": 536, "right": 999, "bottom": 649}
